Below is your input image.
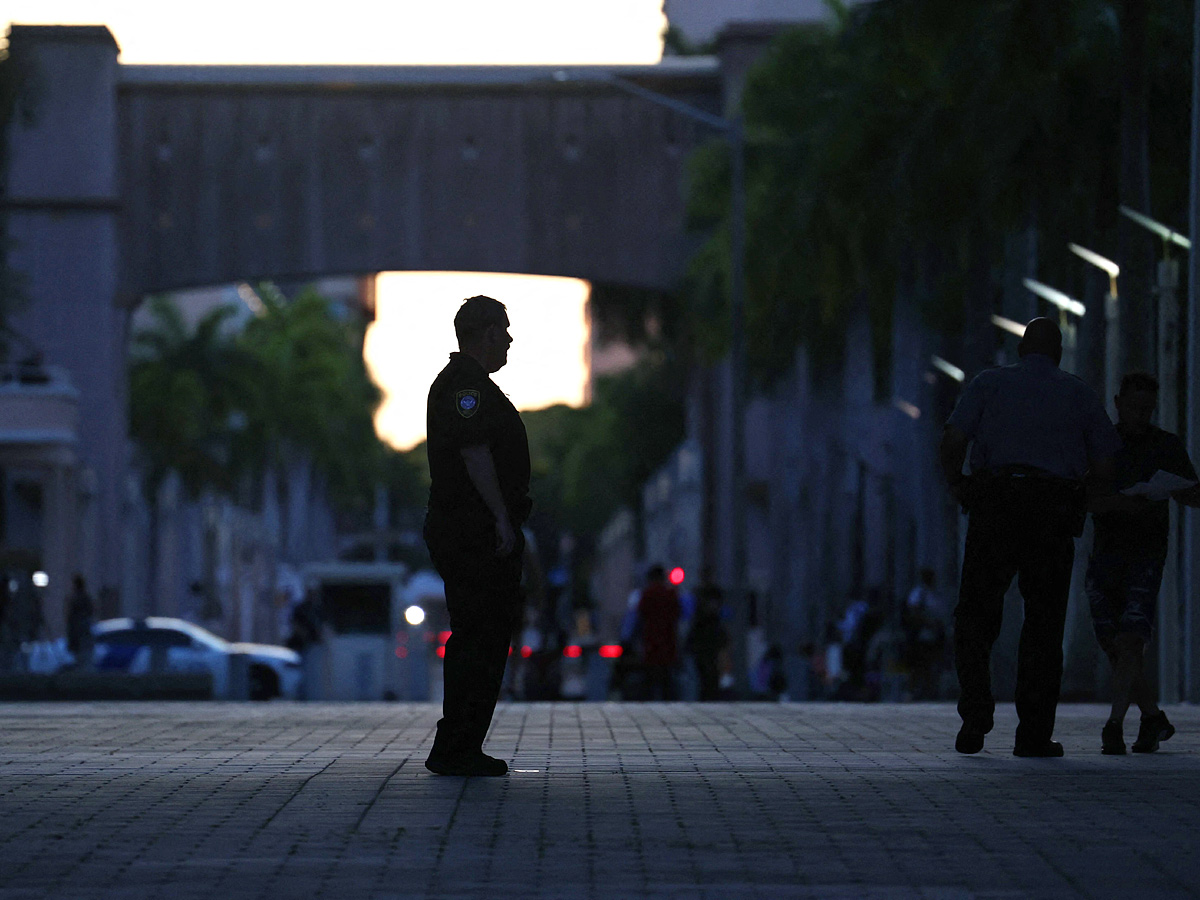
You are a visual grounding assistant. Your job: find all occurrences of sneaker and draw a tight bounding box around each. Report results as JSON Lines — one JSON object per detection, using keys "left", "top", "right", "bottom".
{"left": 1101, "top": 719, "right": 1126, "bottom": 755}
{"left": 1131, "top": 711, "right": 1175, "bottom": 754}
{"left": 425, "top": 751, "right": 509, "bottom": 777}
{"left": 1013, "top": 740, "right": 1064, "bottom": 758}
{"left": 955, "top": 723, "right": 986, "bottom": 754}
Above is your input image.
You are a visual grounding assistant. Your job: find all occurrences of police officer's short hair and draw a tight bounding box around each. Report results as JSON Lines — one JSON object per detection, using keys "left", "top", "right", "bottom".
{"left": 1119, "top": 372, "right": 1159, "bottom": 396}
{"left": 454, "top": 295, "right": 508, "bottom": 344}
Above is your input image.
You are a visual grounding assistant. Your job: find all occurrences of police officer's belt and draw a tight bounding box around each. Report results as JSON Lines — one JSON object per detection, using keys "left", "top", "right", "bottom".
{"left": 966, "top": 466, "right": 1087, "bottom": 535}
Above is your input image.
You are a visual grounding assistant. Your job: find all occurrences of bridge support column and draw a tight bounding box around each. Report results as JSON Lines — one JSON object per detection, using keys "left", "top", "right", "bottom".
{"left": 5, "top": 26, "right": 128, "bottom": 624}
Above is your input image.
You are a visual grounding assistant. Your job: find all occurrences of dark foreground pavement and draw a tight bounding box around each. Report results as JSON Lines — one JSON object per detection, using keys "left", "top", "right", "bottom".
{"left": 1, "top": 702, "right": 1197, "bottom": 900}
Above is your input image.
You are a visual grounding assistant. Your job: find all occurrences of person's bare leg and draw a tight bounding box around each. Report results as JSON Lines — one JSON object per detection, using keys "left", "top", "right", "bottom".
{"left": 1108, "top": 632, "right": 1149, "bottom": 725}
{"left": 1127, "top": 639, "right": 1160, "bottom": 719}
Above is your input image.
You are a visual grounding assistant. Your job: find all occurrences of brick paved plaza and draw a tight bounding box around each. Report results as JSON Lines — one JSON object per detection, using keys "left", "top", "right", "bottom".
{"left": 0, "top": 702, "right": 1197, "bottom": 899}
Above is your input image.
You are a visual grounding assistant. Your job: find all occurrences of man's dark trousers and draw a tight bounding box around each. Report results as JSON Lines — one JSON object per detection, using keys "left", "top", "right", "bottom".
{"left": 425, "top": 514, "right": 523, "bottom": 761}
{"left": 955, "top": 479, "right": 1078, "bottom": 747}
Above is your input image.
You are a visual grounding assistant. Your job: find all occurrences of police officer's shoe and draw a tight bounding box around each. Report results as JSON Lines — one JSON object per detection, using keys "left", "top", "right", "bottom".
{"left": 955, "top": 724, "right": 986, "bottom": 754}
{"left": 1101, "top": 719, "right": 1126, "bottom": 755}
{"left": 1013, "top": 740, "right": 1064, "bottom": 758}
{"left": 425, "top": 751, "right": 509, "bottom": 777}
{"left": 1131, "top": 711, "right": 1175, "bottom": 753}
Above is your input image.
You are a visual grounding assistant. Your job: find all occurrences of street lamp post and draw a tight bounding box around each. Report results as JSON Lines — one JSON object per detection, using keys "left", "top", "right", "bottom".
{"left": 1068, "top": 243, "right": 1120, "bottom": 416}
{"left": 1020, "top": 278, "right": 1095, "bottom": 693}
{"left": 1119, "top": 205, "right": 1192, "bottom": 702}
{"left": 929, "top": 355, "right": 965, "bottom": 384}
{"left": 1188, "top": 0, "right": 1200, "bottom": 703}
{"left": 1022, "top": 278, "right": 1086, "bottom": 374}
{"left": 562, "top": 70, "right": 751, "bottom": 696}
{"left": 990, "top": 314, "right": 1027, "bottom": 339}
{"left": 1118, "top": 206, "right": 1190, "bottom": 442}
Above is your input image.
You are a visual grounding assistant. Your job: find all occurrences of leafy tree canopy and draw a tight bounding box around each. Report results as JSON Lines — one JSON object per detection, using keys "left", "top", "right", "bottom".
{"left": 684, "top": 0, "right": 1190, "bottom": 389}
{"left": 129, "top": 286, "right": 388, "bottom": 518}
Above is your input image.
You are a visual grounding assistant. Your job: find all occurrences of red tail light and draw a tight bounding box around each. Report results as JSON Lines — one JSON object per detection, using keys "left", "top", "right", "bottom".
{"left": 598, "top": 644, "right": 623, "bottom": 659}
{"left": 563, "top": 645, "right": 582, "bottom": 658}
{"left": 436, "top": 646, "right": 446, "bottom": 659}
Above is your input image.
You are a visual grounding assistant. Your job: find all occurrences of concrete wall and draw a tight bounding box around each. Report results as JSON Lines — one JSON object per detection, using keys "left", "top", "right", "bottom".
{"left": 693, "top": 296, "right": 965, "bottom": 699}
{"left": 642, "top": 439, "right": 703, "bottom": 582}
{"left": 590, "top": 507, "right": 638, "bottom": 643}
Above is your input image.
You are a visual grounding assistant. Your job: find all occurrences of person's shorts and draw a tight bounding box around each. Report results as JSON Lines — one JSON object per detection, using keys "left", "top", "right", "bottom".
{"left": 1085, "top": 551, "right": 1165, "bottom": 648}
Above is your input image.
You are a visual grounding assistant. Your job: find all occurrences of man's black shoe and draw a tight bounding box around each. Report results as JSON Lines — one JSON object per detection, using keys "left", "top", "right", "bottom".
{"left": 955, "top": 724, "right": 986, "bottom": 754}
{"left": 1131, "top": 711, "right": 1175, "bottom": 754}
{"left": 1101, "top": 719, "right": 1126, "bottom": 755}
{"left": 425, "top": 752, "right": 509, "bottom": 777}
{"left": 1013, "top": 740, "right": 1064, "bottom": 758}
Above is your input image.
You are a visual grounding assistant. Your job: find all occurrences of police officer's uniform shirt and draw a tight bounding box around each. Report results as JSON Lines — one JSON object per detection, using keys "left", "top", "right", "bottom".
{"left": 426, "top": 352, "right": 532, "bottom": 526}
{"left": 1093, "top": 425, "right": 1198, "bottom": 558}
{"left": 947, "top": 354, "right": 1120, "bottom": 480}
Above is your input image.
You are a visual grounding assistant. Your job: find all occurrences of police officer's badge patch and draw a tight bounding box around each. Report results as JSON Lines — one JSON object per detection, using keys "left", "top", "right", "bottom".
{"left": 455, "top": 389, "right": 481, "bottom": 418}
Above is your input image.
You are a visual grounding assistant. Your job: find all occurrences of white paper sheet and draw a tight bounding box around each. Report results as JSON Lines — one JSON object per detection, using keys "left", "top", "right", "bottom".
{"left": 1121, "top": 469, "right": 1199, "bottom": 501}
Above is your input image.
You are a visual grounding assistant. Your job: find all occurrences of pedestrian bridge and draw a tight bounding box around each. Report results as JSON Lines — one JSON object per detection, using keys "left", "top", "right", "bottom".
{"left": 116, "top": 59, "right": 720, "bottom": 298}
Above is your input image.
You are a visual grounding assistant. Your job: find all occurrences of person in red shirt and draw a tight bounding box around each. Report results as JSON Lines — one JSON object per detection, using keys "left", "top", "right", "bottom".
{"left": 637, "top": 565, "right": 681, "bottom": 700}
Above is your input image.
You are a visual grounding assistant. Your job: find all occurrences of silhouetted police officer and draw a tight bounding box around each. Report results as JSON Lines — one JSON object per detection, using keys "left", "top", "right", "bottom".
{"left": 424, "top": 295, "right": 530, "bottom": 777}
{"left": 941, "top": 317, "right": 1119, "bottom": 757}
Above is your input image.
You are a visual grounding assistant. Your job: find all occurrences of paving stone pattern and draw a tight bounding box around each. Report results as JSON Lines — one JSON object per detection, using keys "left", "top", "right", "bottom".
{"left": 0, "top": 702, "right": 1197, "bottom": 899}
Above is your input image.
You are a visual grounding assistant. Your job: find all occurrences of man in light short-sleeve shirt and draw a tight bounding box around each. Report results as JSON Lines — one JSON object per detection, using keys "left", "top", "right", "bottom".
{"left": 941, "top": 317, "right": 1119, "bottom": 758}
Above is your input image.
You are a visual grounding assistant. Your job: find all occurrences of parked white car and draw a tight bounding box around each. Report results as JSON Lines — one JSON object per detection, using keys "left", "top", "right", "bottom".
{"left": 81, "top": 617, "right": 301, "bottom": 700}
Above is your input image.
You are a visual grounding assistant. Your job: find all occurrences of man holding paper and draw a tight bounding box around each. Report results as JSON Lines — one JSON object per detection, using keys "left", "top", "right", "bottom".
{"left": 1088, "top": 372, "right": 1200, "bottom": 755}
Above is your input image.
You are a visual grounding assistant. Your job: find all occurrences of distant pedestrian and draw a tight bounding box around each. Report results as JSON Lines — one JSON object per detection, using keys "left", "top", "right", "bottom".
{"left": 753, "top": 644, "right": 787, "bottom": 700}
{"left": 0, "top": 574, "right": 15, "bottom": 672}
{"left": 637, "top": 565, "right": 681, "bottom": 700}
{"left": 4, "top": 576, "right": 46, "bottom": 673}
{"left": 840, "top": 588, "right": 884, "bottom": 699}
{"left": 66, "top": 574, "right": 95, "bottom": 668}
{"left": 942, "top": 318, "right": 1119, "bottom": 757}
{"left": 20, "top": 578, "right": 45, "bottom": 645}
{"left": 902, "top": 568, "right": 947, "bottom": 700}
{"left": 286, "top": 590, "right": 323, "bottom": 652}
{"left": 423, "top": 295, "right": 531, "bottom": 776}
{"left": 1086, "top": 373, "right": 1200, "bottom": 754}
{"left": 821, "top": 622, "right": 846, "bottom": 699}
{"left": 686, "top": 568, "right": 727, "bottom": 701}
{"left": 286, "top": 589, "right": 325, "bottom": 700}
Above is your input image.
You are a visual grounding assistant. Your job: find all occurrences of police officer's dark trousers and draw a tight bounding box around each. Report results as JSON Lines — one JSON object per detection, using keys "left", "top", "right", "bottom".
{"left": 425, "top": 513, "right": 523, "bottom": 761}
{"left": 955, "top": 477, "right": 1078, "bottom": 747}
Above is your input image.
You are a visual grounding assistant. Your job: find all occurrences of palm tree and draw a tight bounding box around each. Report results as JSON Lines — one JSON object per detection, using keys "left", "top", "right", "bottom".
{"left": 129, "top": 295, "right": 252, "bottom": 500}
{"left": 129, "top": 295, "right": 254, "bottom": 615}
{"left": 235, "top": 284, "right": 384, "bottom": 554}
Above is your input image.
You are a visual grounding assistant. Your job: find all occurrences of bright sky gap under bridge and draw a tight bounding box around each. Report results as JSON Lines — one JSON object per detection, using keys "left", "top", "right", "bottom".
{"left": 364, "top": 272, "right": 591, "bottom": 451}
